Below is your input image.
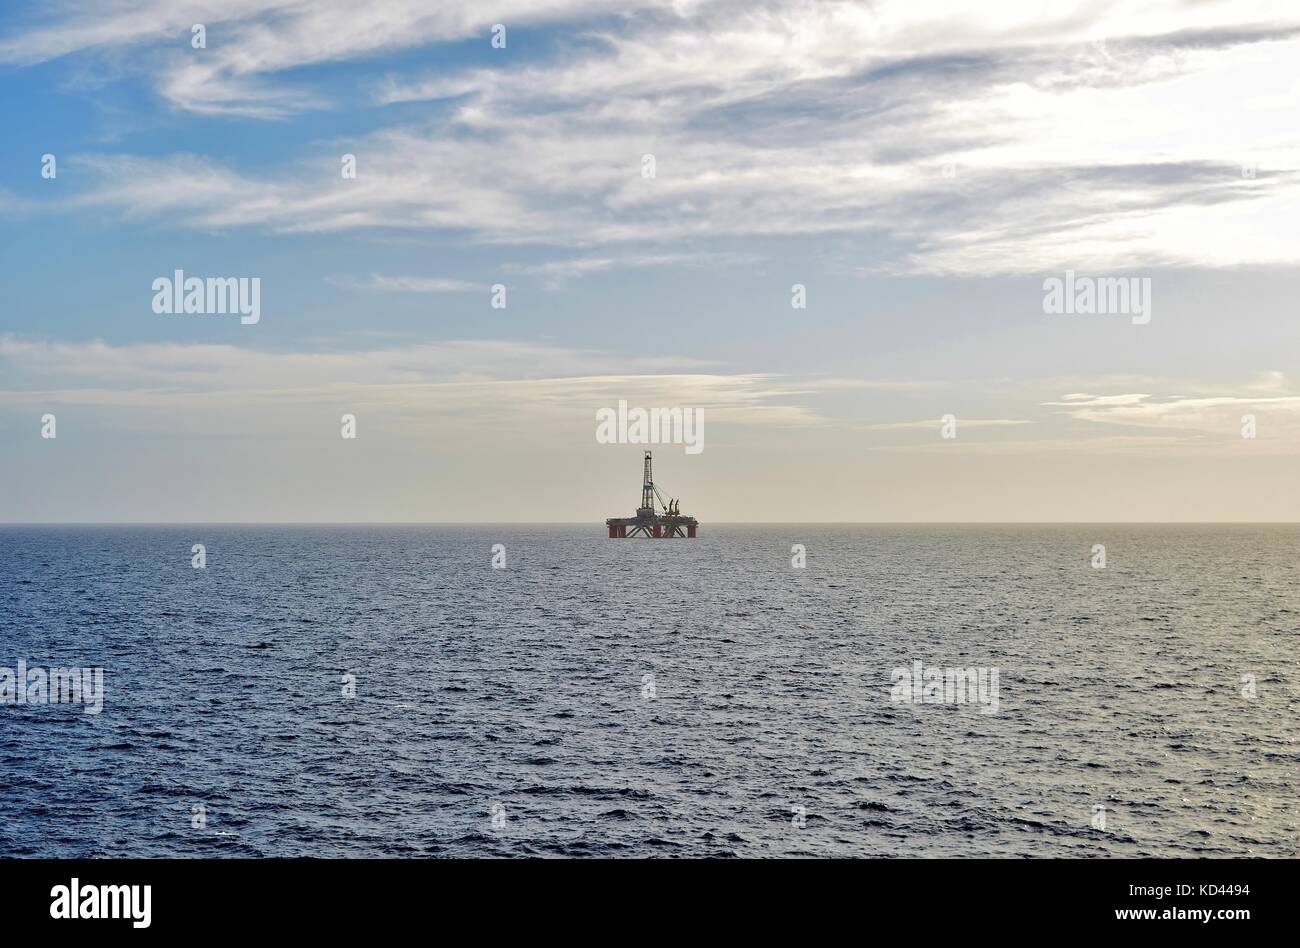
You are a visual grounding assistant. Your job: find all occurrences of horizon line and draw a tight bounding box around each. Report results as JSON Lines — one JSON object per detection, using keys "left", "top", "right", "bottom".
{"left": 4, "top": 521, "right": 1300, "bottom": 527}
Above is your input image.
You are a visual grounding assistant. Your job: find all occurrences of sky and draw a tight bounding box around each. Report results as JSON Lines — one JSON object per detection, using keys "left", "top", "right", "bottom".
{"left": 2, "top": 0, "right": 1300, "bottom": 522}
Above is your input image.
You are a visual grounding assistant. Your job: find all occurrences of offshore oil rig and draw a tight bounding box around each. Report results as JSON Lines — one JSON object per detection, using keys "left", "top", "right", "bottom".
{"left": 606, "top": 451, "right": 699, "bottom": 538}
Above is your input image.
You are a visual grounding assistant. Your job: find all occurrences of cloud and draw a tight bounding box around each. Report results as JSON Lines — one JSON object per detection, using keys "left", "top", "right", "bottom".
{"left": 326, "top": 273, "right": 483, "bottom": 293}
{"left": 14, "top": 1, "right": 1299, "bottom": 273}
{"left": 7, "top": 333, "right": 1300, "bottom": 456}
{"left": 0, "top": 334, "right": 833, "bottom": 431}
{"left": 505, "top": 251, "right": 760, "bottom": 285}
{"left": 0, "top": 188, "right": 32, "bottom": 218}
{"left": 0, "top": 0, "right": 627, "bottom": 116}
{"left": 861, "top": 418, "right": 1031, "bottom": 430}
{"left": 1045, "top": 376, "right": 1300, "bottom": 436}
{"left": 1056, "top": 393, "right": 1151, "bottom": 406}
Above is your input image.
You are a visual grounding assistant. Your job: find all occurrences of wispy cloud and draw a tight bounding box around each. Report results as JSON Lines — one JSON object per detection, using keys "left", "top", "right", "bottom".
{"left": 326, "top": 273, "right": 483, "bottom": 293}
{"left": 0, "top": 334, "right": 833, "bottom": 431}
{"left": 861, "top": 418, "right": 1032, "bottom": 430}
{"left": 1033, "top": 373, "right": 1300, "bottom": 452}
{"left": 1046, "top": 390, "right": 1300, "bottom": 433}
{"left": 506, "top": 251, "right": 759, "bottom": 286}
{"left": 16, "top": 1, "right": 1299, "bottom": 273}
{"left": 0, "top": 0, "right": 620, "bottom": 116}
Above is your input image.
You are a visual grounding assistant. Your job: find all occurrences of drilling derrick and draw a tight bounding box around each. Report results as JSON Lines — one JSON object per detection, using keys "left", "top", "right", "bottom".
{"left": 605, "top": 451, "right": 699, "bottom": 538}
{"left": 638, "top": 451, "right": 655, "bottom": 518}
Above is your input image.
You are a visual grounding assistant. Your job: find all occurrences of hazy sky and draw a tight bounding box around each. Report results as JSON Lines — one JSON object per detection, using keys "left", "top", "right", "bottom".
{"left": 3, "top": 0, "right": 1300, "bottom": 522}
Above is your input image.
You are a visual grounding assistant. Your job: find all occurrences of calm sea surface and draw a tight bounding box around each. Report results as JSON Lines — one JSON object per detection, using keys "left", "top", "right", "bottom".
{"left": 1, "top": 525, "right": 1296, "bottom": 857}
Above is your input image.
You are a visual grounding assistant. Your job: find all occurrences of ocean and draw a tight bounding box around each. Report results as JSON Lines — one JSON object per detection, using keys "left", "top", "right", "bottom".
{"left": 1, "top": 524, "right": 1296, "bottom": 857}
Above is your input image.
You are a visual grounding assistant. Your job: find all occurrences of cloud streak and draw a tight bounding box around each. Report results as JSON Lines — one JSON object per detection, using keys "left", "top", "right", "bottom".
{"left": 0, "top": 335, "right": 832, "bottom": 432}
{"left": 326, "top": 274, "right": 483, "bottom": 293}
{"left": 11, "top": 1, "right": 1297, "bottom": 274}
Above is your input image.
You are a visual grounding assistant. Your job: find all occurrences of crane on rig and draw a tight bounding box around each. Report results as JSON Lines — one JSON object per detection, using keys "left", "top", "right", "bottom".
{"left": 606, "top": 451, "right": 699, "bottom": 538}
